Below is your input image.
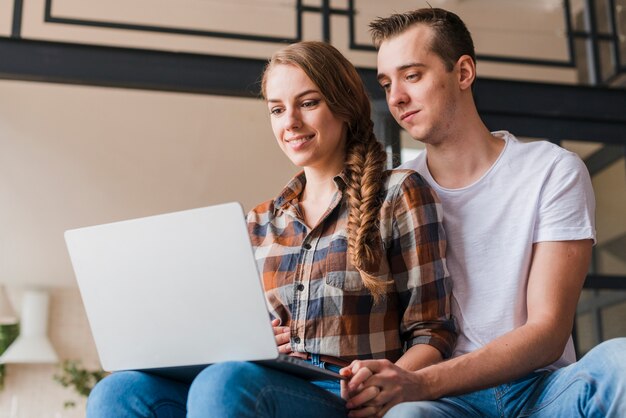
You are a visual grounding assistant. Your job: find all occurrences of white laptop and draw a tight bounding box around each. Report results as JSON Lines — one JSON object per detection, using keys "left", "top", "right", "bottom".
{"left": 64, "top": 202, "right": 342, "bottom": 382}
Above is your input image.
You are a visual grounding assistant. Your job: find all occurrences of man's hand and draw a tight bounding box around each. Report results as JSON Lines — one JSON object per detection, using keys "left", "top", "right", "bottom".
{"left": 271, "top": 318, "right": 292, "bottom": 354}
{"left": 341, "top": 359, "right": 426, "bottom": 418}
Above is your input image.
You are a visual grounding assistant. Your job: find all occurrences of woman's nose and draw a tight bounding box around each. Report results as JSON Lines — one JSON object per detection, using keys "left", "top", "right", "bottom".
{"left": 284, "top": 108, "right": 302, "bottom": 131}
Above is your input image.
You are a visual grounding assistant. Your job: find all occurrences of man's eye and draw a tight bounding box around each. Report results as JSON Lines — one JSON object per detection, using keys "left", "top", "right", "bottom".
{"left": 406, "top": 73, "right": 420, "bottom": 81}
{"left": 380, "top": 83, "right": 390, "bottom": 91}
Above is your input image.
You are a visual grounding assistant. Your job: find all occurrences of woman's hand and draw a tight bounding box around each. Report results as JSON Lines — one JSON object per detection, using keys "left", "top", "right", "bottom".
{"left": 341, "top": 359, "right": 425, "bottom": 418}
{"left": 271, "top": 318, "right": 292, "bottom": 354}
{"left": 340, "top": 364, "right": 385, "bottom": 418}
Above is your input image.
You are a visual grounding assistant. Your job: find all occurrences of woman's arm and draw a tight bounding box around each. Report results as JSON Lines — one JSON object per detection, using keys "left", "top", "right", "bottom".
{"left": 395, "top": 343, "right": 442, "bottom": 371}
{"left": 340, "top": 171, "right": 455, "bottom": 417}
{"left": 388, "top": 171, "right": 456, "bottom": 360}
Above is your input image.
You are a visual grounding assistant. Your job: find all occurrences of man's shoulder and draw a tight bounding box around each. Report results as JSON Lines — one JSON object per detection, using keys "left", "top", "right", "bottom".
{"left": 397, "top": 150, "right": 426, "bottom": 173}
{"left": 501, "top": 131, "right": 570, "bottom": 158}
{"left": 396, "top": 132, "right": 583, "bottom": 177}
{"left": 502, "top": 132, "right": 585, "bottom": 174}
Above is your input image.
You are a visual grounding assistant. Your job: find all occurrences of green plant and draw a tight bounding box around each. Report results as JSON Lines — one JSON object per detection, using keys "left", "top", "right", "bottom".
{"left": 0, "top": 323, "right": 19, "bottom": 390}
{"left": 54, "top": 360, "right": 108, "bottom": 408}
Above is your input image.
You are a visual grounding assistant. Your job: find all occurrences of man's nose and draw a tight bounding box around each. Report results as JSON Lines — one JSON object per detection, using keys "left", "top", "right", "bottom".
{"left": 388, "top": 84, "right": 409, "bottom": 108}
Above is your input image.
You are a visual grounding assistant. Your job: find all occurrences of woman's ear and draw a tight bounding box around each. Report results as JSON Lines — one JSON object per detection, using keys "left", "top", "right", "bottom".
{"left": 457, "top": 55, "right": 475, "bottom": 90}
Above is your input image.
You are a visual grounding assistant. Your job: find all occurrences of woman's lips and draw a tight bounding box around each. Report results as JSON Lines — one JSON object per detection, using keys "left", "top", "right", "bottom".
{"left": 285, "top": 134, "right": 314, "bottom": 149}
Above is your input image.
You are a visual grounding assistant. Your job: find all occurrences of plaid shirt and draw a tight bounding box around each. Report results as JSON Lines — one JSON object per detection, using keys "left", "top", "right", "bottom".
{"left": 247, "top": 169, "right": 456, "bottom": 362}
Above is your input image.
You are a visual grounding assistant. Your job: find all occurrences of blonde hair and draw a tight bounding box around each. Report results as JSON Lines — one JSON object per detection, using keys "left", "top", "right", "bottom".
{"left": 261, "top": 41, "right": 389, "bottom": 300}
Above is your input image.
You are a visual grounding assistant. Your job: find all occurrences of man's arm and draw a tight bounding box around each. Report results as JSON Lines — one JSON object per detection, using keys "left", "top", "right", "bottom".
{"left": 343, "top": 239, "right": 592, "bottom": 416}
{"left": 340, "top": 340, "right": 443, "bottom": 417}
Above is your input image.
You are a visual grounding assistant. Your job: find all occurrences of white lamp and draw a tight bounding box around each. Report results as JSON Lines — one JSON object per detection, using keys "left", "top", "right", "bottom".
{"left": 0, "top": 289, "right": 58, "bottom": 364}
{"left": 0, "top": 285, "right": 18, "bottom": 325}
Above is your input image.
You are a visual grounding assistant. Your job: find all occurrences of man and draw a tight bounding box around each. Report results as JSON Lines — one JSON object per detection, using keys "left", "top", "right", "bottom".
{"left": 341, "top": 8, "right": 626, "bottom": 418}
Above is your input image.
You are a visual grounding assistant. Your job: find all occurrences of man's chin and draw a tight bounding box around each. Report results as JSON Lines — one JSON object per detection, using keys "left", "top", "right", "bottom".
{"left": 407, "top": 130, "right": 428, "bottom": 144}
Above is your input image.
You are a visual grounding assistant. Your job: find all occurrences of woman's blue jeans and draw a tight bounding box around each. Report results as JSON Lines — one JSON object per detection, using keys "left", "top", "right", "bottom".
{"left": 86, "top": 355, "right": 346, "bottom": 418}
{"left": 385, "top": 338, "right": 626, "bottom": 418}
{"left": 87, "top": 338, "right": 626, "bottom": 418}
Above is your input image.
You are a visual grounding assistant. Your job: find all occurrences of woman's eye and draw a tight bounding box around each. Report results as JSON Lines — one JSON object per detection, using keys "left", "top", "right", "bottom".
{"left": 302, "top": 100, "right": 319, "bottom": 108}
{"left": 270, "top": 107, "right": 283, "bottom": 115}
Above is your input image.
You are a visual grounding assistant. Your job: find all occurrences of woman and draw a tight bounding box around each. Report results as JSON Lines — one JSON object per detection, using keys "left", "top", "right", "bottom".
{"left": 86, "top": 41, "right": 455, "bottom": 418}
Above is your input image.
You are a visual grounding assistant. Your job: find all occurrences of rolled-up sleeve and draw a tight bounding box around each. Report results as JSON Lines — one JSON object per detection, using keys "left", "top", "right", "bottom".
{"left": 389, "top": 172, "right": 456, "bottom": 358}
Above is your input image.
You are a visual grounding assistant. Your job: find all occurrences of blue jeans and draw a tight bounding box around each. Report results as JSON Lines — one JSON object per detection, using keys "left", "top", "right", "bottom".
{"left": 385, "top": 338, "right": 626, "bottom": 418}
{"left": 86, "top": 355, "right": 346, "bottom": 417}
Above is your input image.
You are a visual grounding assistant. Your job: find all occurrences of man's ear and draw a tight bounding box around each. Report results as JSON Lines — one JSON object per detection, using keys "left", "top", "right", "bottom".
{"left": 456, "top": 55, "right": 475, "bottom": 90}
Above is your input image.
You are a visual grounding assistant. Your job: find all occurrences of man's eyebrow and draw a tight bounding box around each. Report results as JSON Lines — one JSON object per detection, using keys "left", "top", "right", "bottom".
{"left": 377, "top": 63, "right": 426, "bottom": 82}
{"left": 267, "top": 89, "right": 320, "bottom": 103}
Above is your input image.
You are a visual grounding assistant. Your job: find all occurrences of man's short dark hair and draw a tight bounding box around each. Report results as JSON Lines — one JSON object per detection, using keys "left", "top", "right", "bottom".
{"left": 370, "top": 8, "right": 475, "bottom": 71}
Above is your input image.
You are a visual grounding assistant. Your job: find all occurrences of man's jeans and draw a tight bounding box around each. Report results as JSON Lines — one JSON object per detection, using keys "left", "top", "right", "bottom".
{"left": 386, "top": 338, "right": 626, "bottom": 418}
{"left": 87, "top": 338, "right": 626, "bottom": 418}
{"left": 86, "top": 354, "right": 346, "bottom": 418}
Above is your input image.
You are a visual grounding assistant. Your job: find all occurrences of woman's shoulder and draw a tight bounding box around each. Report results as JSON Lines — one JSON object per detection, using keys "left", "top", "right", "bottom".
{"left": 380, "top": 168, "right": 439, "bottom": 207}
{"left": 246, "top": 199, "right": 276, "bottom": 223}
{"left": 383, "top": 168, "right": 431, "bottom": 190}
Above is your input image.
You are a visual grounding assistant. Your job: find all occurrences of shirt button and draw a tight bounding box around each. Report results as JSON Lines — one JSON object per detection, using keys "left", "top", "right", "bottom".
{"left": 296, "top": 283, "right": 304, "bottom": 291}
{"left": 293, "top": 337, "right": 301, "bottom": 344}
{"left": 302, "top": 243, "right": 312, "bottom": 250}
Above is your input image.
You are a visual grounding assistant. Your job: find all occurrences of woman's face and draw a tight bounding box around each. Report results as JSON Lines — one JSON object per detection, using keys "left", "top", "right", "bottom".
{"left": 265, "top": 64, "right": 347, "bottom": 174}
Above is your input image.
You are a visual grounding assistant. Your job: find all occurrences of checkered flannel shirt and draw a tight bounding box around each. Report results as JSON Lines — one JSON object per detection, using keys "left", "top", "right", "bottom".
{"left": 247, "top": 169, "right": 456, "bottom": 362}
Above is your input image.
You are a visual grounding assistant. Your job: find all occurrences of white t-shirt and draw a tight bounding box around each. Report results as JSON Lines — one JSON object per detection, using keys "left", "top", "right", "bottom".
{"left": 400, "top": 131, "right": 595, "bottom": 369}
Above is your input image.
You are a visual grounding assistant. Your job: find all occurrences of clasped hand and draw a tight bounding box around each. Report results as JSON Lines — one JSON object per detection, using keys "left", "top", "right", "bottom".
{"left": 340, "top": 360, "right": 421, "bottom": 418}
{"left": 272, "top": 319, "right": 419, "bottom": 417}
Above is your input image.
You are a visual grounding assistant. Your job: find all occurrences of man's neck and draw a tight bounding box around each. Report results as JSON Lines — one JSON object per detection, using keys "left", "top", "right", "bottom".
{"left": 425, "top": 127, "right": 505, "bottom": 189}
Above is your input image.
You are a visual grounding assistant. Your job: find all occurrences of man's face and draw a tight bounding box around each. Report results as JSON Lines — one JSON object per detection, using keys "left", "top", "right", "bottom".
{"left": 377, "top": 24, "right": 460, "bottom": 145}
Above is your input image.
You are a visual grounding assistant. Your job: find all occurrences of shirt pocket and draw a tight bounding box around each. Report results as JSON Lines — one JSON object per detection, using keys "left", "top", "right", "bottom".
{"left": 326, "top": 270, "right": 365, "bottom": 292}
{"left": 325, "top": 236, "right": 365, "bottom": 292}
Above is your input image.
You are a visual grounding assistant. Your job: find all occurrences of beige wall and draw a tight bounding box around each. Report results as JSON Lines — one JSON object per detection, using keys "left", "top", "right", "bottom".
{"left": 593, "top": 160, "right": 626, "bottom": 269}
{"left": 0, "top": 80, "right": 296, "bottom": 288}
{"left": 9, "top": 0, "right": 579, "bottom": 84}
{"left": 0, "top": 0, "right": 12, "bottom": 36}
{"left": 0, "top": 80, "right": 296, "bottom": 416}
